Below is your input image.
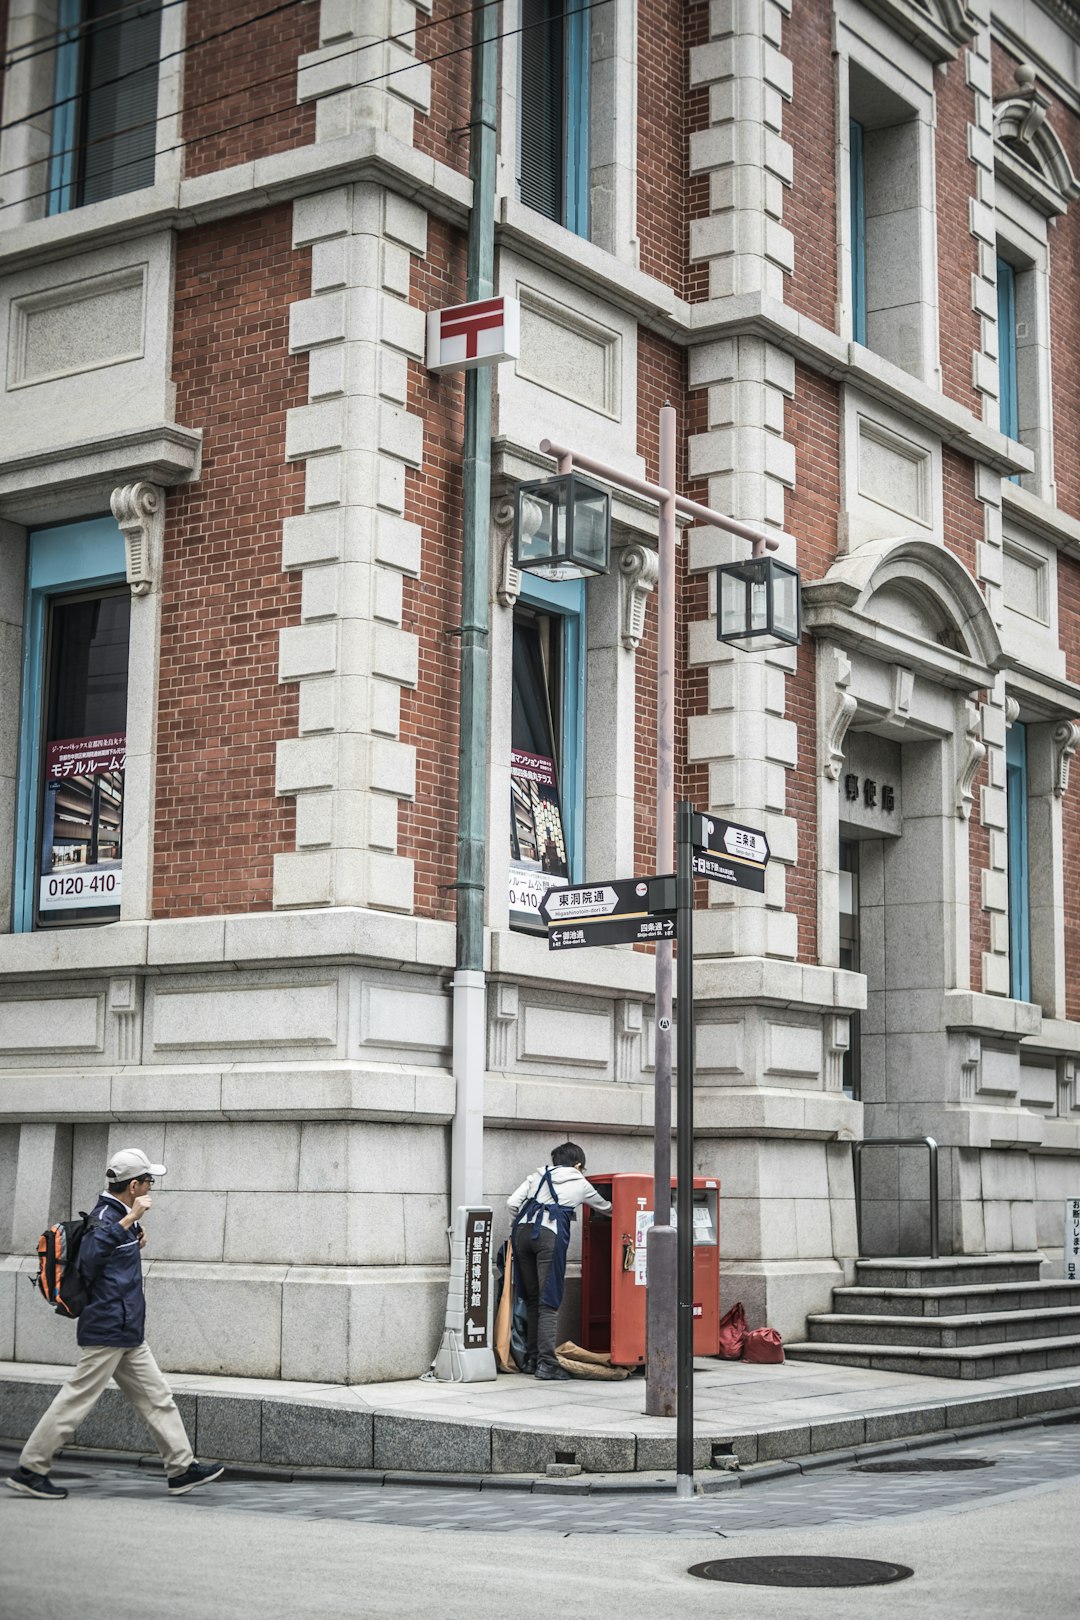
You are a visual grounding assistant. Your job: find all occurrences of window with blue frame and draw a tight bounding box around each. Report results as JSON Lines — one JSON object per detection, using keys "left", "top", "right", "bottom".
{"left": 47, "top": 0, "right": 163, "bottom": 216}
{"left": 849, "top": 119, "right": 867, "bottom": 346}
{"left": 13, "top": 517, "right": 129, "bottom": 932}
{"left": 518, "top": 0, "right": 590, "bottom": 238}
{"left": 997, "top": 256, "right": 1019, "bottom": 444}
{"left": 1006, "top": 720, "right": 1031, "bottom": 1003}
{"left": 509, "top": 577, "right": 585, "bottom": 929}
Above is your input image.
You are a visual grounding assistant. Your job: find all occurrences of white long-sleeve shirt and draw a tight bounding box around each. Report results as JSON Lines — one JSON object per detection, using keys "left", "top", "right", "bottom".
{"left": 507, "top": 1165, "right": 612, "bottom": 1235}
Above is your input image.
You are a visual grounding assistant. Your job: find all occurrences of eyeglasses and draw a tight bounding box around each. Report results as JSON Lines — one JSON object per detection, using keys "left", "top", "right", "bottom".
{"left": 135, "top": 1176, "right": 154, "bottom": 1187}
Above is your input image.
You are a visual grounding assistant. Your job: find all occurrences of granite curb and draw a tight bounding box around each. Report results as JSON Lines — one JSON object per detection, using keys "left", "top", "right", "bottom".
{"left": 2, "top": 1393, "right": 1080, "bottom": 1490}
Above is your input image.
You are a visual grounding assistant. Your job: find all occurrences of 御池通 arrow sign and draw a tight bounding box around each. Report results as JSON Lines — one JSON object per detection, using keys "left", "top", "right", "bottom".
{"left": 426, "top": 296, "right": 521, "bottom": 374}
{"left": 540, "top": 875, "right": 676, "bottom": 950}
{"left": 691, "top": 813, "right": 770, "bottom": 893}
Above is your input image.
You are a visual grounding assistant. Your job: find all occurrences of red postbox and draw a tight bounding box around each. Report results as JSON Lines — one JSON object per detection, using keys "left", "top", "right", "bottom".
{"left": 580, "top": 1174, "right": 721, "bottom": 1366}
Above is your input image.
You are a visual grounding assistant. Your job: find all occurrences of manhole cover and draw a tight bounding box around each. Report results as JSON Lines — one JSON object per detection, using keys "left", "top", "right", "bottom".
{"left": 854, "top": 1456, "right": 993, "bottom": 1473}
{"left": 688, "top": 1556, "right": 913, "bottom": 1588}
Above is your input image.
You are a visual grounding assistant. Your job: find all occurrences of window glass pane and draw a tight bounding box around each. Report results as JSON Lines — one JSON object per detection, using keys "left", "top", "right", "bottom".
{"left": 850, "top": 120, "right": 867, "bottom": 345}
{"left": 519, "top": 0, "right": 564, "bottom": 223}
{"left": 510, "top": 615, "right": 570, "bottom": 927}
{"left": 37, "top": 591, "right": 129, "bottom": 926}
{"left": 997, "top": 257, "right": 1019, "bottom": 444}
{"left": 80, "top": 0, "right": 162, "bottom": 206}
{"left": 563, "top": 1, "right": 590, "bottom": 237}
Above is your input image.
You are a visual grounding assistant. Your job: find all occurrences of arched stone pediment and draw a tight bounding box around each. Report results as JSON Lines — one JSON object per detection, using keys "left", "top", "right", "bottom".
{"left": 862, "top": 0, "right": 977, "bottom": 62}
{"left": 994, "top": 66, "right": 1080, "bottom": 216}
{"left": 802, "top": 538, "right": 1004, "bottom": 691}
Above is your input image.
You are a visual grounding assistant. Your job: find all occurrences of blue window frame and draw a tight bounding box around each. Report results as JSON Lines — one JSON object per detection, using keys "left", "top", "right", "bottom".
{"left": 997, "top": 256, "right": 1020, "bottom": 449}
{"left": 1006, "top": 720, "right": 1031, "bottom": 1003}
{"left": 850, "top": 120, "right": 867, "bottom": 346}
{"left": 46, "top": 0, "right": 163, "bottom": 217}
{"left": 509, "top": 576, "right": 585, "bottom": 928}
{"left": 13, "top": 517, "right": 126, "bottom": 932}
{"left": 519, "top": 0, "right": 591, "bottom": 239}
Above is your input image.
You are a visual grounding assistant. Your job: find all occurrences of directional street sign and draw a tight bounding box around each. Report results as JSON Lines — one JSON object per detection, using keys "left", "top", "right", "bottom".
{"left": 540, "top": 875, "right": 676, "bottom": 950}
{"left": 691, "top": 813, "right": 770, "bottom": 893}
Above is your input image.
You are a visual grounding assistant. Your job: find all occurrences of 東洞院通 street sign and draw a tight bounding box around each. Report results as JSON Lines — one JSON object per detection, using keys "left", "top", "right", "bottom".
{"left": 691, "top": 813, "right": 770, "bottom": 893}
{"left": 540, "top": 875, "right": 676, "bottom": 950}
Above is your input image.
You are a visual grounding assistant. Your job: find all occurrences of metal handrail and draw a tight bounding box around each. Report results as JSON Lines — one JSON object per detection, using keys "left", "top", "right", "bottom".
{"left": 851, "top": 1136, "right": 940, "bottom": 1260}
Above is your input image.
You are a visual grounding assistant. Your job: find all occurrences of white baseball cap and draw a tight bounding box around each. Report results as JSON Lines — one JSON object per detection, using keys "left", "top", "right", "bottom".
{"left": 106, "top": 1147, "right": 167, "bottom": 1182}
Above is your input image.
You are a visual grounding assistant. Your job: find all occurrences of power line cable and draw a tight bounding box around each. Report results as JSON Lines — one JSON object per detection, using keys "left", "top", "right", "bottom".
{"left": 2, "top": 0, "right": 604, "bottom": 215}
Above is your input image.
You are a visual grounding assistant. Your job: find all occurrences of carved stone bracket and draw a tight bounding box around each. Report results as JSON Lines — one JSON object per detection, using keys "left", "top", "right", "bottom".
{"left": 960, "top": 1035, "right": 981, "bottom": 1101}
{"left": 1004, "top": 694, "right": 1020, "bottom": 727}
{"left": 824, "top": 1013, "right": 850, "bottom": 1092}
{"left": 111, "top": 482, "right": 165, "bottom": 597}
{"left": 490, "top": 981, "right": 519, "bottom": 1070}
{"left": 615, "top": 999, "right": 643, "bottom": 1082}
{"left": 1058, "top": 1057, "right": 1078, "bottom": 1117}
{"left": 956, "top": 700, "right": 986, "bottom": 820}
{"left": 890, "top": 666, "right": 914, "bottom": 729}
{"left": 108, "top": 977, "right": 140, "bottom": 1065}
{"left": 492, "top": 498, "right": 520, "bottom": 609}
{"left": 823, "top": 651, "right": 857, "bottom": 781}
{"left": 1053, "top": 720, "right": 1080, "bottom": 797}
{"left": 618, "top": 544, "right": 658, "bottom": 651}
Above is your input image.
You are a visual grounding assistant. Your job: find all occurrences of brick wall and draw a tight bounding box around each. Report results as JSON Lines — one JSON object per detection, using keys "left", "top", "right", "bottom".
{"left": 182, "top": 0, "right": 318, "bottom": 179}
{"left": 685, "top": 0, "right": 712, "bottom": 303}
{"left": 942, "top": 449, "right": 983, "bottom": 575}
{"left": 401, "top": 216, "right": 468, "bottom": 922}
{"left": 413, "top": 1, "right": 472, "bottom": 174}
{"left": 786, "top": 366, "right": 843, "bottom": 966}
{"left": 784, "top": 0, "right": 837, "bottom": 332}
{"left": 637, "top": 0, "right": 692, "bottom": 293}
{"left": 935, "top": 51, "right": 981, "bottom": 414}
{"left": 154, "top": 207, "right": 308, "bottom": 917}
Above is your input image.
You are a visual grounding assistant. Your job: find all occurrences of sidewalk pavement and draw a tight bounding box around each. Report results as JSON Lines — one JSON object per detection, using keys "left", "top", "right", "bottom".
{"left": 2, "top": 1355, "right": 1079, "bottom": 1480}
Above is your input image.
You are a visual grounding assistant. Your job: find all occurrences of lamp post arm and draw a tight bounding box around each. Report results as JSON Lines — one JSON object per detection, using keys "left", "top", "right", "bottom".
{"left": 538, "top": 439, "right": 780, "bottom": 556}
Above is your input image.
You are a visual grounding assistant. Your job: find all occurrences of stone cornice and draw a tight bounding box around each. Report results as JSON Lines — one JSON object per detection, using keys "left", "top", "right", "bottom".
{"left": 0, "top": 424, "right": 202, "bottom": 526}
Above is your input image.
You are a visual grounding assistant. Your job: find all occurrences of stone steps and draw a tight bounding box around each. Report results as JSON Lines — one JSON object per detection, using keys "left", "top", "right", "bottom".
{"left": 805, "top": 1305, "right": 1080, "bottom": 1350}
{"left": 853, "top": 1254, "right": 1044, "bottom": 1290}
{"left": 785, "top": 1253, "right": 1080, "bottom": 1380}
{"left": 832, "top": 1281, "right": 1080, "bottom": 1318}
{"left": 784, "top": 1334, "right": 1080, "bottom": 1380}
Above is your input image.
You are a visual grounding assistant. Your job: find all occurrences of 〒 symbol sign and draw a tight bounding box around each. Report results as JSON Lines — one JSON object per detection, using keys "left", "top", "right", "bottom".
{"left": 426, "top": 297, "right": 521, "bottom": 373}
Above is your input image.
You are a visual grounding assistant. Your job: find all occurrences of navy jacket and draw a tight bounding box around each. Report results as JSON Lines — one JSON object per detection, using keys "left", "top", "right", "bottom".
{"left": 76, "top": 1194, "right": 146, "bottom": 1348}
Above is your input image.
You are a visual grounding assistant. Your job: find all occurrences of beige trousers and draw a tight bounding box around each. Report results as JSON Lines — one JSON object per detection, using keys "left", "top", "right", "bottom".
{"left": 20, "top": 1343, "right": 194, "bottom": 1478}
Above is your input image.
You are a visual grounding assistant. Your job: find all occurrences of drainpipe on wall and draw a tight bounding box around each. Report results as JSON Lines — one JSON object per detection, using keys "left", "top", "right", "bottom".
{"left": 434, "top": 0, "right": 498, "bottom": 1383}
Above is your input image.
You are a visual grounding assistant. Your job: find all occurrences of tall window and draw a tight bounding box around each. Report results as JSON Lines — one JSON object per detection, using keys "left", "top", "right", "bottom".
{"left": 1006, "top": 720, "right": 1031, "bottom": 1003}
{"left": 849, "top": 120, "right": 867, "bottom": 346}
{"left": 509, "top": 578, "right": 585, "bottom": 929}
{"left": 47, "top": 0, "right": 163, "bottom": 215}
{"left": 997, "top": 257, "right": 1019, "bottom": 444}
{"left": 838, "top": 839, "right": 861, "bottom": 1099}
{"left": 13, "top": 518, "right": 128, "bottom": 932}
{"left": 518, "top": 0, "right": 590, "bottom": 237}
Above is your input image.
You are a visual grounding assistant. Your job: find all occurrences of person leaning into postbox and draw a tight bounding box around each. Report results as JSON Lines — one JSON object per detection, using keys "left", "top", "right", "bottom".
{"left": 507, "top": 1142, "right": 612, "bottom": 1380}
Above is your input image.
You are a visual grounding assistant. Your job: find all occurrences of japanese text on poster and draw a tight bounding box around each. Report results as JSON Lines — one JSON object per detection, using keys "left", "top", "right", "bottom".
{"left": 39, "top": 734, "right": 125, "bottom": 914}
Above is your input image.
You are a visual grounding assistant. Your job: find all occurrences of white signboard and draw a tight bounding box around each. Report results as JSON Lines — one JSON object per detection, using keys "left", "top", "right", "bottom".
{"left": 635, "top": 1209, "right": 654, "bottom": 1287}
{"left": 1067, "top": 1199, "right": 1080, "bottom": 1281}
{"left": 426, "top": 296, "right": 520, "bottom": 374}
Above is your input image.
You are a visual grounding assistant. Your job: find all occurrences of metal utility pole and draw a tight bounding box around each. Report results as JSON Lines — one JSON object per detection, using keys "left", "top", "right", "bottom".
{"left": 450, "top": 0, "right": 498, "bottom": 1217}
{"left": 675, "top": 799, "right": 696, "bottom": 1497}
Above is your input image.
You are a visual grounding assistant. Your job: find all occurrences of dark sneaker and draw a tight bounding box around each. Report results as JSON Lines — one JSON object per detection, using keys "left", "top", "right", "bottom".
{"left": 167, "top": 1461, "right": 224, "bottom": 1496}
{"left": 6, "top": 1467, "right": 68, "bottom": 1500}
{"left": 534, "top": 1363, "right": 573, "bottom": 1381}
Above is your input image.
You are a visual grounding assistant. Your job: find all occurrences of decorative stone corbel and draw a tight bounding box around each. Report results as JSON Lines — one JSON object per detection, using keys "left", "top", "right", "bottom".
{"left": 615, "top": 999, "right": 643, "bottom": 1082}
{"left": 618, "top": 544, "right": 658, "bottom": 651}
{"left": 890, "top": 666, "right": 914, "bottom": 729}
{"left": 108, "top": 977, "right": 140, "bottom": 1064}
{"left": 1052, "top": 720, "right": 1080, "bottom": 797}
{"left": 490, "top": 981, "right": 519, "bottom": 1070}
{"left": 956, "top": 700, "right": 986, "bottom": 820}
{"left": 1004, "top": 694, "right": 1020, "bottom": 728}
{"left": 1058, "top": 1057, "right": 1078, "bottom": 1117}
{"left": 823, "top": 651, "right": 857, "bottom": 781}
{"left": 492, "top": 498, "right": 520, "bottom": 609}
{"left": 960, "top": 1035, "right": 981, "bottom": 1101}
{"left": 824, "top": 1013, "right": 850, "bottom": 1092}
{"left": 111, "top": 482, "right": 165, "bottom": 597}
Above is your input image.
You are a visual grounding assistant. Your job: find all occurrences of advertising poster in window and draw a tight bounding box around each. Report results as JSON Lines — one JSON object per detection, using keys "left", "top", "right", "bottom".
{"left": 38, "top": 734, "right": 125, "bottom": 916}
{"left": 509, "top": 748, "right": 568, "bottom": 923}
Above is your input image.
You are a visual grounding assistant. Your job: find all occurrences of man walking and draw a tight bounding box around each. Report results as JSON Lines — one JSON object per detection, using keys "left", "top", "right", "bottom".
{"left": 6, "top": 1147, "right": 223, "bottom": 1501}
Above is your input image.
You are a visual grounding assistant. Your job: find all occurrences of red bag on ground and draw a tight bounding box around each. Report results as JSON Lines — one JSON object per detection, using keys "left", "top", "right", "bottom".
{"left": 717, "top": 1301, "right": 747, "bottom": 1359}
{"left": 743, "top": 1327, "right": 784, "bottom": 1364}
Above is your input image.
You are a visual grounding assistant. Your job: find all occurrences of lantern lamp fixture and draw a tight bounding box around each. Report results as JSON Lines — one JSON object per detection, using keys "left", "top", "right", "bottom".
{"left": 716, "top": 555, "right": 802, "bottom": 651}
{"left": 513, "top": 471, "right": 612, "bottom": 580}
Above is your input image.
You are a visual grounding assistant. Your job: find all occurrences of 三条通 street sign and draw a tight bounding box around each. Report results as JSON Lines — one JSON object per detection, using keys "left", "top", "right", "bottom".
{"left": 540, "top": 875, "right": 676, "bottom": 950}
{"left": 691, "top": 813, "right": 770, "bottom": 893}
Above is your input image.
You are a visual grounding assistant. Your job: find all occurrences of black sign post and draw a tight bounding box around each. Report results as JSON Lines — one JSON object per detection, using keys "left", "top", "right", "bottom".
{"left": 540, "top": 875, "right": 676, "bottom": 950}
{"left": 675, "top": 801, "right": 696, "bottom": 1499}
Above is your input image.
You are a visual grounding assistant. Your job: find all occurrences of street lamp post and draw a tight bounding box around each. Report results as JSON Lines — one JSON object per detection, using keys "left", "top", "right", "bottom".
{"left": 513, "top": 408, "right": 794, "bottom": 1472}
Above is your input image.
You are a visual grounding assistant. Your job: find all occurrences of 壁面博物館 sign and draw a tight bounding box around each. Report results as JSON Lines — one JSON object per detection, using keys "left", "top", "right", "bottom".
{"left": 691, "top": 812, "right": 769, "bottom": 893}
{"left": 540, "top": 875, "right": 676, "bottom": 950}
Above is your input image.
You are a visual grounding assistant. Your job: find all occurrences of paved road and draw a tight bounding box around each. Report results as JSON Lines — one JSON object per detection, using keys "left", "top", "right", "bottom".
{"left": 3, "top": 1424, "right": 1079, "bottom": 1618}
